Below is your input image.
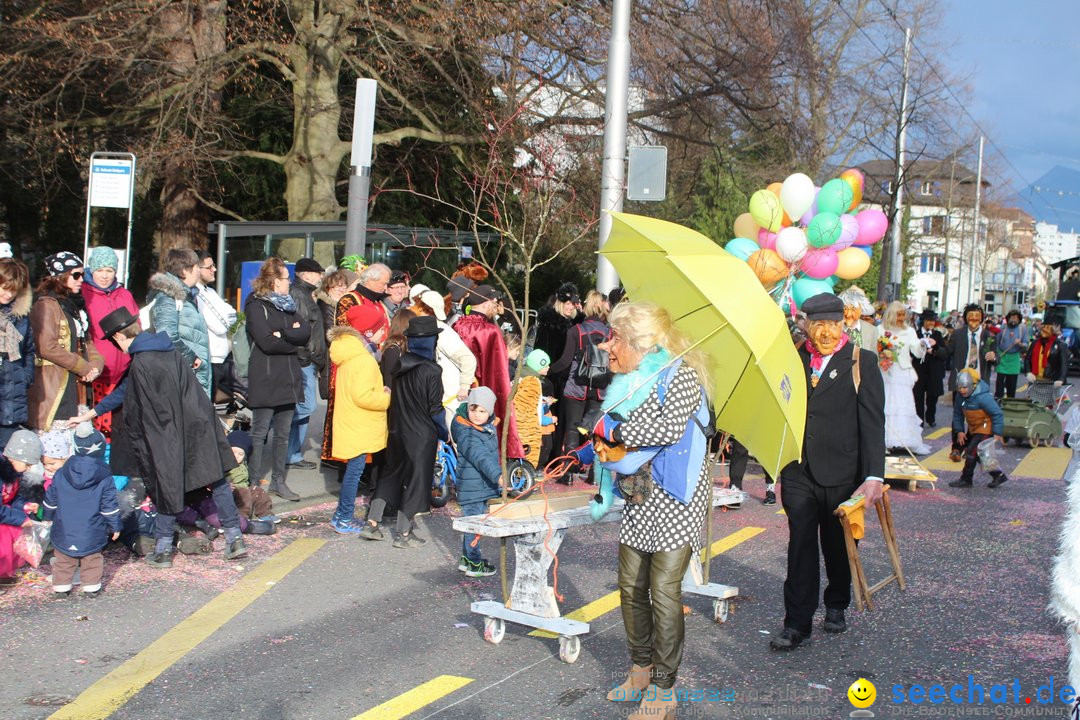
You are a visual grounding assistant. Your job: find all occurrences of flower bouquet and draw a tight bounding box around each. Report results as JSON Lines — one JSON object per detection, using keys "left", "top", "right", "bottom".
{"left": 877, "top": 332, "right": 899, "bottom": 372}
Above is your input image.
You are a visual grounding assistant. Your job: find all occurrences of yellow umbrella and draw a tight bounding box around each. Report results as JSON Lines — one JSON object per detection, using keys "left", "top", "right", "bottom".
{"left": 600, "top": 212, "right": 805, "bottom": 477}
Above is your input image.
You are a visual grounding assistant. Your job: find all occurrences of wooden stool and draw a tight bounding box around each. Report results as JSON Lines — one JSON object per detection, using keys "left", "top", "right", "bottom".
{"left": 834, "top": 486, "right": 906, "bottom": 611}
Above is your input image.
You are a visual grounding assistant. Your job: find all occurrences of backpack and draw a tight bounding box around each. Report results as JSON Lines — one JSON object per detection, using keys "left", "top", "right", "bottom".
{"left": 575, "top": 326, "right": 612, "bottom": 388}
{"left": 138, "top": 295, "right": 183, "bottom": 333}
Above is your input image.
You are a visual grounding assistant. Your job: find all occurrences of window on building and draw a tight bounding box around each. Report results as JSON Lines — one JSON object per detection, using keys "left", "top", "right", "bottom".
{"left": 881, "top": 180, "right": 893, "bottom": 194}
{"left": 919, "top": 254, "right": 945, "bottom": 273}
{"left": 921, "top": 215, "right": 946, "bottom": 235}
{"left": 919, "top": 180, "right": 933, "bottom": 196}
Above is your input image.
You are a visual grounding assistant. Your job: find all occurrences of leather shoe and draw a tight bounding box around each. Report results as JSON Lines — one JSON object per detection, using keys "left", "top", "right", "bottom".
{"left": 769, "top": 627, "right": 810, "bottom": 651}
{"left": 287, "top": 460, "right": 317, "bottom": 470}
{"left": 949, "top": 451, "right": 963, "bottom": 463}
{"left": 269, "top": 482, "right": 300, "bottom": 501}
{"left": 823, "top": 608, "right": 847, "bottom": 633}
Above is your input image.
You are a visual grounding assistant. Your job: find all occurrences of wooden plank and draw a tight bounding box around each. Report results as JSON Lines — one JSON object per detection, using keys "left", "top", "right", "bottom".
{"left": 485, "top": 491, "right": 595, "bottom": 520}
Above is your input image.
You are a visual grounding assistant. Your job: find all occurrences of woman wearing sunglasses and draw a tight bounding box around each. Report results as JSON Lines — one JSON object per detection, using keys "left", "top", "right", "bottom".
{"left": 28, "top": 252, "right": 104, "bottom": 430}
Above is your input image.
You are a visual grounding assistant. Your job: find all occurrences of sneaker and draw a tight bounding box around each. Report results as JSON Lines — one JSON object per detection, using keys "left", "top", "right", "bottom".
{"left": 393, "top": 534, "right": 427, "bottom": 549}
{"left": 53, "top": 590, "right": 71, "bottom": 599}
{"left": 465, "top": 559, "right": 497, "bottom": 577}
{"left": 286, "top": 460, "right": 317, "bottom": 470}
{"left": 987, "top": 474, "right": 1009, "bottom": 489}
{"left": 763, "top": 490, "right": 776, "bottom": 506}
{"left": 224, "top": 537, "right": 248, "bottom": 560}
{"left": 82, "top": 589, "right": 102, "bottom": 598}
{"left": 359, "top": 523, "right": 385, "bottom": 541}
{"left": 330, "top": 516, "right": 364, "bottom": 535}
{"left": 457, "top": 556, "right": 470, "bottom": 572}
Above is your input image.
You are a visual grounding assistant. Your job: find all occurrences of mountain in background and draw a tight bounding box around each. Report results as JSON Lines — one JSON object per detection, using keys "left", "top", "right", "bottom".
{"left": 1015, "top": 165, "right": 1080, "bottom": 231}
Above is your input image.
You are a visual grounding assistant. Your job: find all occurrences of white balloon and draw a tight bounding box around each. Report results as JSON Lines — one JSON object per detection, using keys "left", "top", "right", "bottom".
{"left": 775, "top": 226, "right": 809, "bottom": 264}
{"left": 779, "top": 172, "right": 816, "bottom": 220}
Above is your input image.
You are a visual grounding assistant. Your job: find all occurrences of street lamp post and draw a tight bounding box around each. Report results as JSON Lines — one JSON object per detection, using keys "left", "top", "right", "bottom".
{"left": 596, "top": 0, "right": 631, "bottom": 295}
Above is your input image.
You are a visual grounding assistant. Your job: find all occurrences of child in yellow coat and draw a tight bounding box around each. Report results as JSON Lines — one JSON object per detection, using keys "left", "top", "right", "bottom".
{"left": 327, "top": 315, "right": 391, "bottom": 534}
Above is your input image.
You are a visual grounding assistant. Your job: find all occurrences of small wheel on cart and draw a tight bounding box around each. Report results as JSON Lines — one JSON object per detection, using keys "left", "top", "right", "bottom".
{"left": 1029, "top": 435, "right": 1042, "bottom": 448}
{"left": 483, "top": 617, "right": 505, "bottom": 645}
{"left": 712, "top": 598, "right": 731, "bottom": 624}
{"left": 558, "top": 635, "right": 581, "bottom": 663}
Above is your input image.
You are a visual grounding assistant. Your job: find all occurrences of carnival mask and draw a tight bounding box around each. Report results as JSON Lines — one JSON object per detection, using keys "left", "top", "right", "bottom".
{"left": 808, "top": 320, "right": 844, "bottom": 356}
{"left": 842, "top": 305, "right": 860, "bottom": 328}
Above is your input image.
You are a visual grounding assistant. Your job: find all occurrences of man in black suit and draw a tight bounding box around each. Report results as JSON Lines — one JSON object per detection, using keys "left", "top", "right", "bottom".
{"left": 913, "top": 309, "right": 949, "bottom": 426}
{"left": 770, "top": 293, "right": 886, "bottom": 651}
{"left": 947, "top": 304, "right": 997, "bottom": 460}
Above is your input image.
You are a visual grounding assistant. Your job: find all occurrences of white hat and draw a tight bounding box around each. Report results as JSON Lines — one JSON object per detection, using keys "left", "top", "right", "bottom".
{"left": 409, "top": 283, "right": 430, "bottom": 301}
{"left": 417, "top": 290, "right": 447, "bottom": 321}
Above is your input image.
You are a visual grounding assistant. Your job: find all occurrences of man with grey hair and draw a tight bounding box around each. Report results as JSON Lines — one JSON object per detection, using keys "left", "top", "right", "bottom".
{"left": 837, "top": 286, "right": 877, "bottom": 352}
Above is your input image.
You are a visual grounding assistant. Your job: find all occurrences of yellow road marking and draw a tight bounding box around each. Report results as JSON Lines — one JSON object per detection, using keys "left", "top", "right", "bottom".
{"left": 531, "top": 527, "right": 765, "bottom": 638}
{"left": 1012, "top": 447, "right": 1072, "bottom": 479}
{"left": 776, "top": 508, "right": 786, "bottom": 515}
{"left": 921, "top": 446, "right": 961, "bottom": 471}
{"left": 351, "top": 676, "right": 474, "bottom": 720}
{"left": 926, "top": 426, "right": 951, "bottom": 440}
{"left": 49, "top": 538, "right": 326, "bottom": 720}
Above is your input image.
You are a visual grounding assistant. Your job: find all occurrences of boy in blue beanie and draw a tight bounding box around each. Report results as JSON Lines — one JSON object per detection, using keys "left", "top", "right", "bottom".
{"left": 451, "top": 386, "right": 503, "bottom": 577}
{"left": 41, "top": 430, "right": 121, "bottom": 597}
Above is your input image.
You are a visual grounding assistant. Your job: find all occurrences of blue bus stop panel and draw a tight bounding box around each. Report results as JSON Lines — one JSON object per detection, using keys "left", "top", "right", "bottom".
{"left": 239, "top": 261, "right": 294, "bottom": 308}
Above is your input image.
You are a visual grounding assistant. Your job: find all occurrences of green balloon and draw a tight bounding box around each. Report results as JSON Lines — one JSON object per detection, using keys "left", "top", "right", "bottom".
{"left": 792, "top": 277, "right": 834, "bottom": 308}
{"left": 817, "top": 178, "right": 854, "bottom": 216}
{"left": 807, "top": 212, "right": 842, "bottom": 248}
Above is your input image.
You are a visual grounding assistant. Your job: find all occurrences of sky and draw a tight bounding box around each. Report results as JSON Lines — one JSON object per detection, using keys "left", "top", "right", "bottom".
{"left": 940, "top": 0, "right": 1080, "bottom": 194}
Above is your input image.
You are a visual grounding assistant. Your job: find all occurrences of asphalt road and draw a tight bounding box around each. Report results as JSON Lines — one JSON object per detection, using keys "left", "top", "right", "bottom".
{"left": 3, "top": 395, "right": 1076, "bottom": 720}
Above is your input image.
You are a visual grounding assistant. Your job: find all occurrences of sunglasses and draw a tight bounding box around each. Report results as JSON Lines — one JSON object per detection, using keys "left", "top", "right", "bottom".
{"left": 71, "top": 271, "right": 84, "bottom": 280}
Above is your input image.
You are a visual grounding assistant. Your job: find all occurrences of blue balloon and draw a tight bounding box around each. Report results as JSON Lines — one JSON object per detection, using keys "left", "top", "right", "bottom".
{"left": 792, "top": 277, "right": 835, "bottom": 308}
{"left": 724, "top": 237, "right": 760, "bottom": 262}
{"left": 857, "top": 245, "right": 873, "bottom": 257}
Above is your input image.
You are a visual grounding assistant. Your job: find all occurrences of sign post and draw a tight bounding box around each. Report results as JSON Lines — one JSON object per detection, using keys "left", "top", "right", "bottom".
{"left": 83, "top": 152, "right": 136, "bottom": 284}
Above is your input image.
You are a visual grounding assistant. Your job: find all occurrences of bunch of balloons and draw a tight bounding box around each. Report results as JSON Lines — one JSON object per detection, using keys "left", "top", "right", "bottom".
{"left": 724, "top": 170, "right": 887, "bottom": 309}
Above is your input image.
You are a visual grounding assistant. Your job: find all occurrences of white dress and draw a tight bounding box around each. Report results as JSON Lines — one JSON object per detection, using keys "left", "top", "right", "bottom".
{"left": 876, "top": 325, "right": 930, "bottom": 454}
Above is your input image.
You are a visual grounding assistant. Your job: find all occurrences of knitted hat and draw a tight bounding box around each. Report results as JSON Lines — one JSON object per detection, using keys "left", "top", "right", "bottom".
{"left": 73, "top": 422, "right": 107, "bottom": 459}
{"left": 346, "top": 302, "right": 387, "bottom": 336}
{"left": 44, "top": 251, "right": 83, "bottom": 277}
{"left": 526, "top": 349, "right": 551, "bottom": 373}
{"left": 40, "top": 430, "right": 72, "bottom": 459}
{"left": 467, "top": 386, "right": 496, "bottom": 416}
{"left": 228, "top": 430, "right": 253, "bottom": 459}
{"left": 3, "top": 429, "right": 42, "bottom": 465}
{"left": 87, "top": 246, "right": 119, "bottom": 272}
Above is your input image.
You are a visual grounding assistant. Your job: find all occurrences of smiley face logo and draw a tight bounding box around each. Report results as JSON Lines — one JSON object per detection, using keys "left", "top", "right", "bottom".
{"left": 847, "top": 678, "right": 876, "bottom": 708}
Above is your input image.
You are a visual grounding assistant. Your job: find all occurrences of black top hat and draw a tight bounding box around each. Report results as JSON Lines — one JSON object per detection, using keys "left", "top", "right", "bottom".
{"left": 100, "top": 307, "right": 139, "bottom": 339}
{"left": 405, "top": 315, "right": 442, "bottom": 337}
{"left": 920, "top": 308, "right": 939, "bottom": 322}
{"left": 802, "top": 293, "right": 844, "bottom": 321}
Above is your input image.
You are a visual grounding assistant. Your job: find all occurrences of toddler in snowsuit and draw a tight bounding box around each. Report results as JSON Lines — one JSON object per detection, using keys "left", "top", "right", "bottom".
{"left": 451, "top": 387, "right": 503, "bottom": 577}
{"left": 41, "top": 430, "right": 121, "bottom": 597}
{"left": 949, "top": 369, "right": 1009, "bottom": 489}
{"left": 1, "top": 430, "right": 44, "bottom": 584}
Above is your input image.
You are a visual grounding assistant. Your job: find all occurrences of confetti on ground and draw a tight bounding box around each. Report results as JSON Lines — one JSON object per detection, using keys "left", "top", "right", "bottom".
{"left": 454, "top": 623, "right": 469, "bottom": 629}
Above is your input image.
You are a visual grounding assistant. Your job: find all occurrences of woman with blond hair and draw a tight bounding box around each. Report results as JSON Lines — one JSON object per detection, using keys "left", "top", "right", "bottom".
{"left": 574, "top": 300, "right": 713, "bottom": 720}
{"left": 876, "top": 301, "right": 930, "bottom": 454}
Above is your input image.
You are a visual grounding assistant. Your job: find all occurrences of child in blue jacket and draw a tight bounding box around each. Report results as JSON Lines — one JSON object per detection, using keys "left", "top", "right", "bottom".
{"left": 949, "top": 369, "right": 1009, "bottom": 489}
{"left": 451, "top": 387, "right": 503, "bottom": 578}
{"left": 41, "top": 430, "right": 121, "bottom": 597}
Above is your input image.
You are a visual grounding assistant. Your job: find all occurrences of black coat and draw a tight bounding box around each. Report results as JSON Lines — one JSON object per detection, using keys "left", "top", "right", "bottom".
{"left": 947, "top": 326, "right": 996, "bottom": 390}
{"left": 289, "top": 278, "right": 327, "bottom": 371}
{"left": 244, "top": 295, "right": 311, "bottom": 408}
{"left": 533, "top": 304, "right": 573, "bottom": 362}
{"left": 111, "top": 332, "right": 237, "bottom": 514}
{"left": 1024, "top": 336, "right": 1070, "bottom": 383}
{"left": 783, "top": 342, "right": 886, "bottom": 488}
{"left": 913, "top": 326, "right": 948, "bottom": 395}
{"left": 374, "top": 352, "right": 445, "bottom": 520}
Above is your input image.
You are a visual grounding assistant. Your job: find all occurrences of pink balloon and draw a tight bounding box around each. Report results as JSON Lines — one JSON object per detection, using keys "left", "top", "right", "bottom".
{"left": 799, "top": 187, "right": 821, "bottom": 226}
{"left": 801, "top": 248, "right": 839, "bottom": 279}
{"left": 834, "top": 214, "right": 860, "bottom": 250}
{"left": 757, "top": 228, "right": 778, "bottom": 250}
{"left": 854, "top": 209, "right": 888, "bottom": 246}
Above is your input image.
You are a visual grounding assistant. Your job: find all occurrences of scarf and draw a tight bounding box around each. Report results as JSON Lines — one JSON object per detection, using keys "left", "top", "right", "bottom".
{"left": 0, "top": 303, "right": 24, "bottom": 361}
{"left": 1032, "top": 336, "right": 1056, "bottom": 378}
{"left": 50, "top": 291, "right": 89, "bottom": 339}
{"left": 407, "top": 334, "right": 438, "bottom": 361}
{"left": 264, "top": 292, "right": 296, "bottom": 313}
{"left": 602, "top": 347, "right": 674, "bottom": 415}
{"left": 806, "top": 332, "right": 849, "bottom": 388}
{"left": 357, "top": 283, "right": 389, "bottom": 303}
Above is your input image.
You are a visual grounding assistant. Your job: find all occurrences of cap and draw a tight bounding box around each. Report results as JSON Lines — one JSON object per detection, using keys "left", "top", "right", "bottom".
{"left": 87, "top": 246, "right": 119, "bottom": 272}
{"left": 417, "top": 290, "right": 447, "bottom": 321}
{"left": 228, "top": 430, "right": 253, "bottom": 459}
{"left": 526, "top": 349, "right": 550, "bottom": 373}
{"left": 802, "top": 293, "right": 844, "bottom": 322}
{"left": 40, "top": 430, "right": 72, "bottom": 459}
{"left": 409, "top": 283, "right": 430, "bottom": 300}
{"left": 73, "top": 422, "right": 107, "bottom": 459}
{"left": 3, "top": 429, "right": 42, "bottom": 465}
{"left": 389, "top": 270, "right": 409, "bottom": 287}
{"left": 346, "top": 303, "right": 388, "bottom": 335}
{"left": 448, "top": 276, "right": 475, "bottom": 303}
{"left": 295, "top": 258, "right": 324, "bottom": 274}
{"left": 468, "top": 284, "right": 498, "bottom": 307}
{"left": 467, "top": 386, "right": 496, "bottom": 416}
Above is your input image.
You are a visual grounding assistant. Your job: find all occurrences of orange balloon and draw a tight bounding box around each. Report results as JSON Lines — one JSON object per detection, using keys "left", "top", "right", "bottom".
{"left": 840, "top": 169, "right": 864, "bottom": 211}
{"left": 766, "top": 182, "right": 783, "bottom": 198}
{"left": 782, "top": 210, "right": 793, "bottom": 227}
{"left": 747, "top": 249, "right": 790, "bottom": 287}
{"left": 835, "top": 246, "right": 872, "bottom": 280}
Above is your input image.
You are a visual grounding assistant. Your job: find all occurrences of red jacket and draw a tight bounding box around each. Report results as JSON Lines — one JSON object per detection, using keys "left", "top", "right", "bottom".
{"left": 82, "top": 280, "right": 139, "bottom": 385}
{"left": 453, "top": 312, "right": 524, "bottom": 459}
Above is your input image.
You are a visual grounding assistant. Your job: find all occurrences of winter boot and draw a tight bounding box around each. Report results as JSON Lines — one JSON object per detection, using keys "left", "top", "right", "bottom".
{"left": 224, "top": 537, "right": 248, "bottom": 560}
{"left": 628, "top": 685, "right": 678, "bottom": 720}
{"left": 607, "top": 664, "right": 653, "bottom": 701}
{"left": 269, "top": 481, "right": 300, "bottom": 502}
{"left": 194, "top": 519, "right": 221, "bottom": 541}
